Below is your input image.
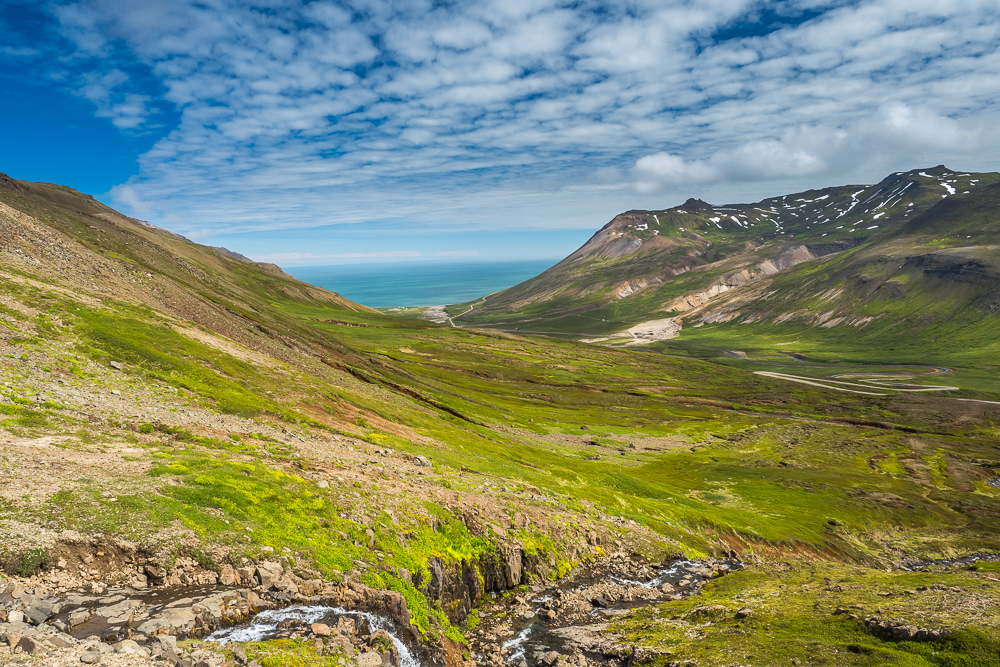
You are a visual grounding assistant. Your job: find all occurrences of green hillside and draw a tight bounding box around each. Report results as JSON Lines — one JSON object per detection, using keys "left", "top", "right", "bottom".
{"left": 2, "top": 171, "right": 1000, "bottom": 665}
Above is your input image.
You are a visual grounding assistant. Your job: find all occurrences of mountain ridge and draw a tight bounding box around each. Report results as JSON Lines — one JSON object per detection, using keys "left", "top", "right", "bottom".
{"left": 451, "top": 166, "right": 1000, "bottom": 345}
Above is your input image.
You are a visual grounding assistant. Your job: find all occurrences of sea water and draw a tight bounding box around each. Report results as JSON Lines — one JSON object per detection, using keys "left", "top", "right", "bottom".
{"left": 288, "top": 259, "right": 557, "bottom": 309}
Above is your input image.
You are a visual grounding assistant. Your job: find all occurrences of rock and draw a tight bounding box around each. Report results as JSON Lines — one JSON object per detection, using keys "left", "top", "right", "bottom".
{"left": 256, "top": 562, "right": 283, "bottom": 588}
{"left": 590, "top": 597, "right": 608, "bottom": 608}
{"left": 414, "top": 455, "right": 431, "bottom": 467}
{"left": 145, "top": 565, "right": 167, "bottom": 580}
{"left": 312, "top": 623, "right": 332, "bottom": 637}
{"left": 219, "top": 564, "right": 237, "bottom": 586}
{"left": 111, "top": 389, "right": 121, "bottom": 396}
{"left": 157, "top": 635, "right": 178, "bottom": 650}
{"left": 25, "top": 597, "right": 59, "bottom": 625}
{"left": 536, "top": 650, "right": 561, "bottom": 666}
{"left": 80, "top": 651, "right": 101, "bottom": 664}
{"left": 116, "top": 639, "right": 148, "bottom": 656}
{"left": 68, "top": 608, "right": 92, "bottom": 628}
{"left": 8, "top": 610, "right": 24, "bottom": 624}
{"left": 357, "top": 652, "right": 383, "bottom": 667}
{"left": 15, "top": 636, "right": 44, "bottom": 655}
{"left": 136, "top": 608, "right": 196, "bottom": 636}
{"left": 735, "top": 608, "right": 752, "bottom": 619}
{"left": 317, "top": 480, "right": 330, "bottom": 489}
{"left": 338, "top": 617, "right": 357, "bottom": 636}
{"left": 232, "top": 645, "right": 249, "bottom": 665}
{"left": 110, "top": 361, "right": 124, "bottom": 370}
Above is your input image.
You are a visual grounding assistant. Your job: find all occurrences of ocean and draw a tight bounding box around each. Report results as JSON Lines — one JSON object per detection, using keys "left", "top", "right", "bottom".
{"left": 287, "top": 259, "right": 558, "bottom": 309}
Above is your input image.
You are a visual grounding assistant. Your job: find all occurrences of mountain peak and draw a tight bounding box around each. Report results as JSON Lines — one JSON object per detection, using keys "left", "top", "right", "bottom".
{"left": 678, "top": 198, "right": 714, "bottom": 211}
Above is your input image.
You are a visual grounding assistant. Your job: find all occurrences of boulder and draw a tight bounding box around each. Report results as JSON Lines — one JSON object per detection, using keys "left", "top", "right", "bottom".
{"left": 312, "top": 623, "right": 333, "bottom": 637}
{"left": 414, "top": 455, "right": 431, "bottom": 467}
{"left": 357, "top": 652, "right": 384, "bottom": 667}
{"left": 219, "top": 564, "right": 237, "bottom": 586}
{"left": 80, "top": 650, "right": 102, "bottom": 664}
{"left": 136, "top": 608, "right": 197, "bottom": 636}
{"left": 115, "top": 639, "right": 149, "bottom": 656}
{"left": 68, "top": 608, "right": 92, "bottom": 628}
{"left": 232, "top": 645, "right": 249, "bottom": 665}
{"left": 25, "top": 598, "right": 60, "bottom": 625}
{"left": 15, "top": 636, "right": 44, "bottom": 655}
{"left": 256, "top": 562, "right": 283, "bottom": 589}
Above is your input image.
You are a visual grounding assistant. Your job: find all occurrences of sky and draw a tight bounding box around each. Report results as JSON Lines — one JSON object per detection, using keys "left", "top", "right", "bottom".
{"left": 2, "top": 0, "right": 1000, "bottom": 266}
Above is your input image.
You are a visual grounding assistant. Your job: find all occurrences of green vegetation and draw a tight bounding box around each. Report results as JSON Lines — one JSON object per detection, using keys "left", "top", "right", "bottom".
{"left": 1, "top": 171, "right": 999, "bottom": 657}
{"left": 615, "top": 562, "right": 1000, "bottom": 666}
{"left": 13, "top": 548, "right": 51, "bottom": 578}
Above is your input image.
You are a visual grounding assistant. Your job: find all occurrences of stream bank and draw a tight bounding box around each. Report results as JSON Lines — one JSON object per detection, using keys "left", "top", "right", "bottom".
{"left": 0, "top": 553, "right": 738, "bottom": 667}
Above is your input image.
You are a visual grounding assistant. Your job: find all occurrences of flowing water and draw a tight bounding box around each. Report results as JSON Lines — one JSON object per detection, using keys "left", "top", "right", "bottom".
{"left": 207, "top": 605, "right": 422, "bottom": 667}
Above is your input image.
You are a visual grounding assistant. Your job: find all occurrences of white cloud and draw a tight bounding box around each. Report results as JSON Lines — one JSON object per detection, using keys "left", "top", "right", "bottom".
{"left": 11, "top": 0, "right": 998, "bottom": 239}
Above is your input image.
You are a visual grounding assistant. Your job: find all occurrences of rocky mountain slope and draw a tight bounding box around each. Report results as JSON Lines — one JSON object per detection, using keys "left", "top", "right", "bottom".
{"left": 452, "top": 166, "right": 1000, "bottom": 342}
{"left": 2, "top": 171, "right": 1000, "bottom": 666}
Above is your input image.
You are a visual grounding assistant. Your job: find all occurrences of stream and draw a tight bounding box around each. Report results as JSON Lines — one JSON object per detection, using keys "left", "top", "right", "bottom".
{"left": 207, "top": 605, "right": 423, "bottom": 667}
{"left": 471, "top": 556, "right": 741, "bottom": 667}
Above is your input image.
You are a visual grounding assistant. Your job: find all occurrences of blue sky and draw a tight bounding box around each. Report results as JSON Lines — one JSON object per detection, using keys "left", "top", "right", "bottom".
{"left": 2, "top": 0, "right": 1000, "bottom": 265}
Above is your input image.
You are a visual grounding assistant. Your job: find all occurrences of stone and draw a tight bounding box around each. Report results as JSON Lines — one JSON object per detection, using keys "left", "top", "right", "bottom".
{"left": 357, "top": 652, "right": 383, "bottom": 667}
{"left": 68, "top": 608, "right": 92, "bottom": 628}
{"left": 137, "top": 608, "right": 196, "bottom": 636}
{"left": 25, "top": 598, "right": 59, "bottom": 625}
{"left": 111, "top": 389, "right": 122, "bottom": 396}
{"left": 735, "top": 608, "right": 752, "bottom": 619}
{"left": 414, "top": 455, "right": 431, "bottom": 467}
{"left": 256, "top": 562, "right": 283, "bottom": 588}
{"left": 15, "top": 636, "right": 44, "bottom": 655}
{"left": 219, "top": 564, "right": 237, "bottom": 586}
{"left": 337, "top": 617, "right": 357, "bottom": 636}
{"left": 116, "top": 639, "right": 148, "bottom": 656}
{"left": 110, "top": 361, "right": 124, "bottom": 370}
{"left": 312, "top": 623, "right": 333, "bottom": 637}
{"left": 8, "top": 610, "right": 24, "bottom": 624}
{"left": 537, "top": 650, "right": 561, "bottom": 666}
{"left": 80, "top": 651, "right": 101, "bottom": 664}
{"left": 232, "top": 645, "right": 249, "bottom": 665}
{"left": 317, "top": 480, "right": 330, "bottom": 489}
{"left": 157, "top": 635, "right": 178, "bottom": 650}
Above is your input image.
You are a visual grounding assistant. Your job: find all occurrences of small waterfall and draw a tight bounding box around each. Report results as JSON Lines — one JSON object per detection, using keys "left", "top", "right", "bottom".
{"left": 207, "top": 605, "right": 421, "bottom": 667}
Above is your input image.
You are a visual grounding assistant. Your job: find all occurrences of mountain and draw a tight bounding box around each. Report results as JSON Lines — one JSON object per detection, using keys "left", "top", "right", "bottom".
{"left": 452, "top": 166, "right": 1000, "bottom": 344}
{"left": 2, "top": 170, "right": 1000, "bottom": 666}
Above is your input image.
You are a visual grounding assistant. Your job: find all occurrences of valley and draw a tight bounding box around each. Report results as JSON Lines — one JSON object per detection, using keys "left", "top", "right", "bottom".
{"left": 1, "top": 170, "right": 999, "bottom": 667}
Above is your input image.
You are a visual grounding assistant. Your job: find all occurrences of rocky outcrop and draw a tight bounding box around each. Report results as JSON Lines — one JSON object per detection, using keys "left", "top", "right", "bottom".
{"left": 419, "top": 544, "right": 538, "bottom": 624}
{"left": 864, "top": 616, "right": 952, "bottom": 642}
{"left": 668, "top": 241, "right": 856, "bottom": 313}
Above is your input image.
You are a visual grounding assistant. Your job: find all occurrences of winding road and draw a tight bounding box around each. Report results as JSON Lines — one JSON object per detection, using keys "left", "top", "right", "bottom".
{"left": 754, "top": 370, "right": 959, "bottom": 395}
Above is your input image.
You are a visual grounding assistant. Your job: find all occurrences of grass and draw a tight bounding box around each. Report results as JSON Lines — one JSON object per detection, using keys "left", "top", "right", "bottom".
{"left": 2, "top": 175, "right": 1000, "bottom": 654}
{"left": 614, "top": 562, "right": 1000, "bottom": 666}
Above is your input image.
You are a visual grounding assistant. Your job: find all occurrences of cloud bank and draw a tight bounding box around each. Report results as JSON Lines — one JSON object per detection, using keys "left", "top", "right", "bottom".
{"left": 4, "top": 0, "right": 1000, "bottom": 241}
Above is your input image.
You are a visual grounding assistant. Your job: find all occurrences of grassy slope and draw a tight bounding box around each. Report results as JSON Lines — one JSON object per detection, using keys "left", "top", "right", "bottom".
{"left": 2, "top": 174, "right": 1000, "bottom": 661}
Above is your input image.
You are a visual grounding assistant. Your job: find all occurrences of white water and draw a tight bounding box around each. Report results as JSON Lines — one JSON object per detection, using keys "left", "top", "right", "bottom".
{"left": 611, "top": 560, "right": 700, "bottom": 588}
{"left": 206, "top": 605, "right": 421, "bottom": 667}
{"left": 502, "top": 626, "right": 533, "bottom": 663}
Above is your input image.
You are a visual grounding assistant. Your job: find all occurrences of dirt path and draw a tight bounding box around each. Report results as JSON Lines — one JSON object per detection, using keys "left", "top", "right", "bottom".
{"left": 754, "top": 371, "right": 959, "bottom": 395}
{"left": 448, "top": 289, "right": 502, "bottom": 327}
